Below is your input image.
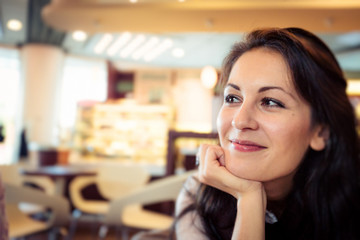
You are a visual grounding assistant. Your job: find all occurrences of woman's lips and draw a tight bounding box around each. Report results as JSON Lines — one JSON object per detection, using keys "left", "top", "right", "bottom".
{"left": 230, "top": 140, "right": 266, "bottom": 152}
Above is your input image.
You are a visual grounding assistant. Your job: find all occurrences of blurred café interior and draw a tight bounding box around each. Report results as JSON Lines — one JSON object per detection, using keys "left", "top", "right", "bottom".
{"left": 0, "top": 0, "right": 359, "bottom": 239}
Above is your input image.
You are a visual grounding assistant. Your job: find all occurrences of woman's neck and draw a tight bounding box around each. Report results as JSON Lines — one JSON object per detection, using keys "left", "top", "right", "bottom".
{"left": 266, "top": 197, "right": 288, "bottom": 218}
{"left": 263, "top": 173, "right": 294, "bottom": 217}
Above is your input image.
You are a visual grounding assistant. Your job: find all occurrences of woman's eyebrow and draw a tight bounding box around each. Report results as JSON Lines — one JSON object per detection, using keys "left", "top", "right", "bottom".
{"left": 258, "top": 86, "right": 285, "bottom": 93}
{"left": 225, "top": 84, "right": 287, "bottom": 94}
{"left": 259, "top": 86, "right": 295, "bottom": 99}
{"left": 225, "top": 83, "right": 240, "bottom": 91}
{"left": 225, "top": 84, "right": 296, "bottom": 99}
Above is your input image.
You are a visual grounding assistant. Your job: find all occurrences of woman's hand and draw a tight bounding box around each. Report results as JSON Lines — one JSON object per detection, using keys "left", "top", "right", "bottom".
{"left": 197, "top": 144, "right": 266, "bottom": 240}
{"left": 196, "top": 143, "right": 264, "bottom": 200}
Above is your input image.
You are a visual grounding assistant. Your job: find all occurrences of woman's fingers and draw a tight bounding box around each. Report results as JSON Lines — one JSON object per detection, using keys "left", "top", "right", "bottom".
{"left": 196, "top": 144, "right": 263, "bottom": 199}
{"left": 197, "top": 144, "right": 238, "bottom": 196}
{"left": 197, "top": 144, "right": 225, "bottom": 180}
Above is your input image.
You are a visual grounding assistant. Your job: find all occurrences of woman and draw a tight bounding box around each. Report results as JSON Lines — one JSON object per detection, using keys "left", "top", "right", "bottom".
{"left": 175, "top": 28, "right": 360, "bottom": 240}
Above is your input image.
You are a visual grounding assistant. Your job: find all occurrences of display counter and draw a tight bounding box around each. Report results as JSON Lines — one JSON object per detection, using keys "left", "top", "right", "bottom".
{"left": 73, "top": 101, "right": 174, "bottom": 167}
{"left": 67, "top": 151, "right": 167, "bottom": 177}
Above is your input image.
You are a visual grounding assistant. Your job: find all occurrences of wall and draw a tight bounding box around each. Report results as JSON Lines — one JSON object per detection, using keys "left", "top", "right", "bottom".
{"left": 172, "top": 69, "right": 215, "bottom": 132}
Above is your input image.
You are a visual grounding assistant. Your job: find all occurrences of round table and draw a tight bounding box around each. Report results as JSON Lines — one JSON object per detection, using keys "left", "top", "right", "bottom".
{"left": 20, "top": 165, "right": 97, "bottom": 196}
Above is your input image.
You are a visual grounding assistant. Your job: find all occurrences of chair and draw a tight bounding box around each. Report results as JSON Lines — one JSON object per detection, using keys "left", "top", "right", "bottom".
{"left": 4, "top": 182, "right": 70, "bottom": 239}
{"left": 67, "top": 164, "right": 151, "bottom": 238}
{"left": 0, "top": 163, "right": 56, "bottom": 214}
{"left": 98, "top": 170, "right": 195, "bottom": 240}
{"left": 0, "top": 163, "right": 55, "bottom": 193}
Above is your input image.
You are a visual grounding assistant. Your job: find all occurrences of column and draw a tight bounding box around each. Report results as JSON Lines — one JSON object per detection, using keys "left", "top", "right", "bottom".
{"left": 21, "top": 44, "right": 65, "bottom": 147}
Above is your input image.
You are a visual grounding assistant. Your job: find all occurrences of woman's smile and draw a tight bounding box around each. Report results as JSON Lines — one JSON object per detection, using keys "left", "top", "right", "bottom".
{"left": 230, "top": 139, "right": 267, "bottom": 152}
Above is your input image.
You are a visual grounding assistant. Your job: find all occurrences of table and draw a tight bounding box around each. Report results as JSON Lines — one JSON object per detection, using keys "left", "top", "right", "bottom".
{"left": 20, "top": 165, "right": 97, "bottom": 196}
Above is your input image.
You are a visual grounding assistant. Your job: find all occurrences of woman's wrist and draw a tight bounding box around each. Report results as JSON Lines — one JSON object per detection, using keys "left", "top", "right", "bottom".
{"left": 237, "top": 186, "right": 266, "bottom": 212}
{"left": 232, "top": 188, "right": 266, "bottom": 240}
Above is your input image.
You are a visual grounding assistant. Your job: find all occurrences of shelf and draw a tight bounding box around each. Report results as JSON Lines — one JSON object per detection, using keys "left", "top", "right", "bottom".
{"left": 73, "top": 102, "right": 174, "bottom": 164}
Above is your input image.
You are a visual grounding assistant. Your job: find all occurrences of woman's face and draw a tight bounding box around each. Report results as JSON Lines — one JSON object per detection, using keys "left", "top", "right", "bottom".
{"left": 217, "top": 48, "right": 325, "bottom": 198}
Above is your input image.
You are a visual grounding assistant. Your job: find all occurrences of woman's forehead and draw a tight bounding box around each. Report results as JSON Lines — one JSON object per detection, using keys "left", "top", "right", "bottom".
{"left": 227, "top": 49, "right": 293, "bottom": 89}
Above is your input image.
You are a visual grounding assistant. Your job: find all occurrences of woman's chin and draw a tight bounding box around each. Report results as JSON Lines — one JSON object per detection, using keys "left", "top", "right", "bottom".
{"left": 226, "top": 164, "right": 262, "bottom": 182}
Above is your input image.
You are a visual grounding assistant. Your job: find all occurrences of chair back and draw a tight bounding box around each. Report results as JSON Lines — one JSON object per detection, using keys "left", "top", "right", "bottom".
{"left": 4, "top": 183, "right": 70, "bottom": 238}
{"left": 0, "top": 164, "right": 22, "bottom": 186}
{"left": 96, "top": 164, "right": 151, "bottom": 200}
{"left": 104, "top": 170, "right": 195, "bottom": 225}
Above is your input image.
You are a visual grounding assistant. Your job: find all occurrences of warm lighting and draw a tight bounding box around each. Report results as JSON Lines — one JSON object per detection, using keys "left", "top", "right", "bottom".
{"left": 72, "top": 31, "right": 87, "bottom": 42}
{"left": 7, "top": 19, "right": 22, "bottom": 31}
{"left": 94, "top": 34, "right": 114, "bottom": 54}
{"left": 129, "top": 0, "right": 138, "bottom": 3}
{"left": 144, "top": 38, "right": 173, "bottom": 62}
{"left": 120, "top": 34, "right": 146, "bottom": 58}
{"left": 347, "top": 79, "right": 360, "bottom": 95}
{"left": 132, "top": 37, "right": 160, "bottom": 60}
{"left": 107, "top": 32, "right": 132, "bottom": 56}
{"left": 94, "top": 33, "right": 175, "bottom": 61}
{"left": 175, "top": 122, "right": 212, "bottom": 133}
{"left": 201, "top": 66, "right": 218, "bottom": 89}
{"left": 172, "top": 48, "right": 185, "bottom": 58}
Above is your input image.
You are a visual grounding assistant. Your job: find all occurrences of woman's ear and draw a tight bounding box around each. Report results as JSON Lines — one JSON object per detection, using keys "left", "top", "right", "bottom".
{"left": 310, "top": 125, "right": 329, "bottom": 151}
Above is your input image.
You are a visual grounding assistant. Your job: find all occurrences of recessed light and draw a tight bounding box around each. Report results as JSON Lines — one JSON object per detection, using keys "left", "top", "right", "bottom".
{"left": 130, "top": 0, "right": 138, "bottom": 3}
{"left": 201, "top": 66, "right": 218, "bottom": 89}
{"left": 172, "top": 48, "right": 185, "bottom": 58}
{"left": 347, "top": 79, "right": 360, "bottom": 95}
{"left": 72, "top": 31, "right": 88, "bottom": 42}
{"left": 94, "top": 34, "right": 114, "bottom": 54}
{"left": 120, "top": 34, "right": 146, "bottom": 58}
{"left": 144, "top": 38, "right": 173, "bottom": 62}
{"left": 132, "top": 37, "right": 160, "bottom": 60}
{"left": 107, "top": 32, "right": 132, "bottom": 56}
{"left": 7, "top": 19, "right": 22, "bottom": 31}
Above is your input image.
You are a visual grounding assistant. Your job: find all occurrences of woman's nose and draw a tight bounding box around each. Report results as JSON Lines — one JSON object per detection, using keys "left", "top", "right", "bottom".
{"left": 231, "top": 103, "right": 259, "bottom": 131}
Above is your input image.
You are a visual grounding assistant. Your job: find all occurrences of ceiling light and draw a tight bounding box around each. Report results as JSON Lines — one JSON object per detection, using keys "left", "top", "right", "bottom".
{"left": 94, "top": 34, "right": 113, "bottom": 54}
{"left": 132, "top": 37, "right": 160, "bottom": 60}
{"left": 129, "top": 0, "right": 138, "bottom": 3}
{"left": 120, "top": 34, "right": 146, "bottom": 58}
{"left": 107, "top": 32, "right": 132, "bottom": 56}
{"left": 347, "top": 79, "right": 360, "bottom": 95}
{"left": 144, "top": 39, "right": 173, "bottom": 62}
{"left": 72, "top": 31, "right": 87, "bottom": 42}
{"left": 7, "top": 19, "right": 22, "bottom": 31}
{"left": 201, "top": 66, "right": 218, "bottom": 89}
{"left": 172, "top": 48, "right": 185, "bottom": 58}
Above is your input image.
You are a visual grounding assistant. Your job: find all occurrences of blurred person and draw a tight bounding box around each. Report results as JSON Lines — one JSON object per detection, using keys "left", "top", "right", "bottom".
{"left": 174, "top": 27, "right": 360, "bottom": 240}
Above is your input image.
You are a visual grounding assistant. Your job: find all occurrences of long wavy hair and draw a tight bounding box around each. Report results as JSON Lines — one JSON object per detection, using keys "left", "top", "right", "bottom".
{"left": 175, "top": 28, "right": 360, "bottom": 240}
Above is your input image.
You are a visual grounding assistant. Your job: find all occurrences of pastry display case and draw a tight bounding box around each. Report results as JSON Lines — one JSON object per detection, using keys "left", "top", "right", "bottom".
{"left": 73, "top": 101, "right": 174, "bottom": 164}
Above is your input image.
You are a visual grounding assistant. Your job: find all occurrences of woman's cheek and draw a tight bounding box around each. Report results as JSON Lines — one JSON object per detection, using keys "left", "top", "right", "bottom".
{"left": 216, "top": 107, "right": 228, "bottom": 143}
{"left": 216, "top": 108, "right": 224, "bottom": 133}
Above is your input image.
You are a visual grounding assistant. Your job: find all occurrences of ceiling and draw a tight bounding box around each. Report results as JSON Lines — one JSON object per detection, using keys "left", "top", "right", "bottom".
{"left": 0, "top": 0, "right": 360, "bottom": 77}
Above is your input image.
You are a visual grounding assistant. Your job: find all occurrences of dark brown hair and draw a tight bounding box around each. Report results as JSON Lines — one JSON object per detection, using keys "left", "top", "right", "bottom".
{"left": 176, "top": 27, "right": 360, "bottom": 240}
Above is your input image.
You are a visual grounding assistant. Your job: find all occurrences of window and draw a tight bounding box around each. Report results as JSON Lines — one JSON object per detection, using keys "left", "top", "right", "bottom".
{"left": 0, "top": 47, "right": 21, "bottom": 164}
{"left": 58, "top": 56, "right": 107, "bottom": 144}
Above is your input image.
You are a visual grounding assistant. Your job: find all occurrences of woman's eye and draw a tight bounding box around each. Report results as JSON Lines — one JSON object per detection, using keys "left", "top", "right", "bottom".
{"left": 224, "top": 95, "right": 241, "bottom": 104}
{"left": 261, "top": 97, "right": 285, "bottom": 108}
